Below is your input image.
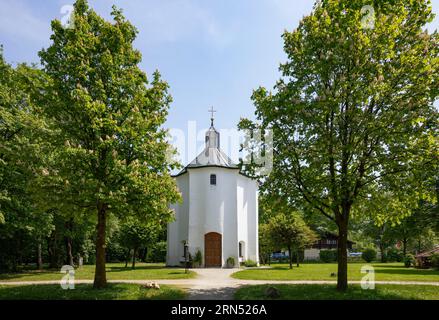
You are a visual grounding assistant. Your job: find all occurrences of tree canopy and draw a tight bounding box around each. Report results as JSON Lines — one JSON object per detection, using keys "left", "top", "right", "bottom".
{"left": 38, "top": 0, "right": 180, "bottom": 288}
{"left": 0, "top": 49, "right": 54, "bottom": 271}
{"left": 267, "top": 212, "right": 317, "bottom": 269}
{"left": 239, "top": 0, "right": 438, "bottom": 290}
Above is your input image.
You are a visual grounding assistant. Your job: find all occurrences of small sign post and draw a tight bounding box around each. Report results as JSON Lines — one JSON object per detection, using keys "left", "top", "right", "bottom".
{"left": 184, "top": 241, "right": 189, "bottom": 274}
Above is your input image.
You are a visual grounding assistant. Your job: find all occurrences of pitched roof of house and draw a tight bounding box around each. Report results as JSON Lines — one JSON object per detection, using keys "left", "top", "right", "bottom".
{"left": 415, "top": 246, "right": 439, "bottom": 258}
{"left": 317, "top": 230, "right": 356, "bottom": 244}
{"left": 310, "top": 227, "right": 356, "bottom": 244}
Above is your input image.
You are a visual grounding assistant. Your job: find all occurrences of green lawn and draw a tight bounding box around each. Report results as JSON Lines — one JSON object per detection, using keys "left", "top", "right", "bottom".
{"left": 234, "top": 284, "right": 439, "bottom": 300}
{"left": 0, "top": 283, "right": 186, "bottom": 300}
{"left": 0, "top": 263, "right": 196, "bottom": 282}
{"left": 232, "top": 263, "right": 439, "bottom": 282}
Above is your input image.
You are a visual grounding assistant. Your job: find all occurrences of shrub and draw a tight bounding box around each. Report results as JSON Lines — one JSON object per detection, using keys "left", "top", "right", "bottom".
{"left": 106, "top": 241, "right": 127, "bottom": 263}
{"left": 404, "top": 254, "right": 415, "bottom": 268}
{"left": 244, "top": 259, "right": 257, "bottom": 267}
{"left": 362, "top": 249, "right": 377, "bottom": 263}
{"left": 429, "top": 253, "right": 439, "bottom": 270}
{"left": 226, "top": 256, "right": 235, "bottom": 268}
{"left": 386, "top": 248, "right": 403, "bottom": 262}
{"left": 319, "top": 250, "right": 337, "bottom": 263}
{"left": 81, "top": 239, "right": 95, "bottom": 265}
{"left": 146, "top": 241, "right": 167, "bottom": 263}
{"left": 193, "top": 250, "right": 202, "bottom": 267}
{"left": 188, "top": 252, "right": 193, "bottom": 267}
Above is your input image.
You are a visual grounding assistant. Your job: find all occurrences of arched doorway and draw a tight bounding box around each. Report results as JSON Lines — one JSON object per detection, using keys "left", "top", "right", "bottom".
{"left": 204, "top": 232, "right": 222, "bottom": 267}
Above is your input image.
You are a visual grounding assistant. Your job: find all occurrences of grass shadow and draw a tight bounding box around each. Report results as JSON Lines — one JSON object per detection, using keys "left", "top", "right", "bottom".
{"left": 167, "top": 272, "right": 186, "bottom": 275}
{"left": 0, "top": 283, "right": 186, "bottom": 300}
{"left": 106, "top": 265, "right": 184, "bottom": 272}
{"left": 0, "top": 271, "right": 56, "bottom": 281}
{"left": 234, "top": 284, "right": 438, "bottom": 300}
{"left": 187, "top": 286, "right": 236, "bottom": 300}
{"left": 374, "top": 268, "right": 439, "bottom": 276}
{"left": 106, "top": 266, "right": 168, "bottom": 272}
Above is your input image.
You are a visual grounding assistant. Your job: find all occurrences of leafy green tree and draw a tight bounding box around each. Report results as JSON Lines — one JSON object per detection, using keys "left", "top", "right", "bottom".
{"left": 147, "top": 241, "right": 167, "bottom": 263}
{"left": 239, "top": 0, "right": 438, "bottom": 290}
{"left": 363, "top": 221, "right": 395, "bottom": 262}
{"left": 0, "top": 48, "right": 53, "bottom": 271}
{"left": 46, "top": 210, "right": 96, "bottom": 268}
{"left": 362, "top": 248, "right": 377, "bottom": 263}
{"left": 258, "top": 223, "right": 275, "bottom": 265}
{"left": 358, "top": 190, "right": 438, "bottom": 258}
{"left": 390, "top": 202, "right": 438, "bottom": 256}
{"left": 118, "top": 218, "right": 158, "bottom": 268}
{"left": 38, "top": 0, "right": 180, "bottom": 288}
{"left": 267, "top": 212, "right": 317, "bottom": 269}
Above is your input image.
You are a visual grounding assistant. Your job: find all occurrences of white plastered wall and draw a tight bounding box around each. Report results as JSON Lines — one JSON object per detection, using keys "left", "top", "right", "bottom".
{"left": 167, "top": 167, "right": 258, "bottom": 268}
{"left": 166, "top": 173, "right": 189, "bottom": 266}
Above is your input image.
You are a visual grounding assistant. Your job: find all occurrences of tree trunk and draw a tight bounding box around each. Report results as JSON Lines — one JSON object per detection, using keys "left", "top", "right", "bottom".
{"left": 64, "top": 219, "right": 74, "bottom": 266}
{"left": 142, "top": 248, "right": 148, "bottom": 262}
{"left": 336, "top": 218, "right": 348, "bottom": 291}
{"left": 125, "top": 249, "right": 130, "bottom": 268}
{"left": 47, "top": 240, "right": 53, "bottom": 268}
{"left": 380, "top": 242, "right": 385, "bottom": 263}
{"left": 132, "top": 247, "right": 137, "bottom": 269}
{"left": 17, "top": 239, "right": 23, "bottom": 267}
{"left": 288, "top": 245, "right": 292, "bottom": 269}
{"left": 48, "top": 230, "right": 59, "bottom": 269}
{"left": 12, "top": 255, "right": 17, "bottom": 272}
{"left": 93, "top": 202, "right": 107, "bottom": 289}
{"left": 402, "top": 238, "right": 408, "bottom": 257}
{"left": 65, "top": 237, "right": 74, "bottom": 266}
{"left": 37, "top": 239, "right": 43, "bottom": 270}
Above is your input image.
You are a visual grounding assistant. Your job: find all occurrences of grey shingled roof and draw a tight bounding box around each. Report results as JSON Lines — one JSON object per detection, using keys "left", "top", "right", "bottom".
{"left": 188, "top": 147, "right": 238, "bottom": 168}
{"left": 173, "top": 121, "right": 242, "bottom": 177}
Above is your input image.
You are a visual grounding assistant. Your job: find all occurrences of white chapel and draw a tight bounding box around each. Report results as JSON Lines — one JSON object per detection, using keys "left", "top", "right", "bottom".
{"left": 166, "top": 113, "right": 259, "bottom": 268}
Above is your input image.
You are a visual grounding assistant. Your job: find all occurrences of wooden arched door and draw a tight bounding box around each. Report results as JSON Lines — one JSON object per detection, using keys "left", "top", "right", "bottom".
{"left": 204, "top": 232, "right": 222, "bottom": 267}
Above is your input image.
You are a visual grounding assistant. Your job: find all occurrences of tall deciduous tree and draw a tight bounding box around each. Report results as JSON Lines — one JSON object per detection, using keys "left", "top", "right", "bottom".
{"left": 39, "top": 0, "right": 180, "bottom": 288}
{"left": 0, "top": 48, "right": 53, "bottom": 271}
{"left": 239, "top": 0, "right": 438, "bottom": 290}
{"left": 267, "top": 212, "right": 317, "bottom": 269}
{"left": 390, "top": 200, "right": 439, "bottom": 255}
{"left": 258, "top": 223, "right": 275, "bottom": 265}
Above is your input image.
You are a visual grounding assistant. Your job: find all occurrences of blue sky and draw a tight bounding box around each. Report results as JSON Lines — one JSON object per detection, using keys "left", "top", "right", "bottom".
{"left": 1, "top": 0, "right": 438, "bottom": 164}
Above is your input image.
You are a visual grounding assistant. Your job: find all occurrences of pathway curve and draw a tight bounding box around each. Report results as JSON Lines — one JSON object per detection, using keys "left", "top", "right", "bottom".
{"left": 1, "top": 268, "right": 438, "bottom": 300}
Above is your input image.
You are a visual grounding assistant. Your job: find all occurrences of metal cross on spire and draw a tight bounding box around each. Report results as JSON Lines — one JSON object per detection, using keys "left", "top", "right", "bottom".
{"left": 208, "top": 106, "right": 217, "bottom": 126}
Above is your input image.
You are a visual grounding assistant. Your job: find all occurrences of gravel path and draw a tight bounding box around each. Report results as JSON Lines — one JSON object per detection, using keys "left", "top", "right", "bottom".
{"left": 1, "top": 268, "right": 438, "bottom": 300}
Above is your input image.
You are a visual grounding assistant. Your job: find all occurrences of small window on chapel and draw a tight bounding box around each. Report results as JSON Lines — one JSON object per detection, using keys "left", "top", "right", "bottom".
{"left": 210, "top": 174, "right": 216, "bottom": 185}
